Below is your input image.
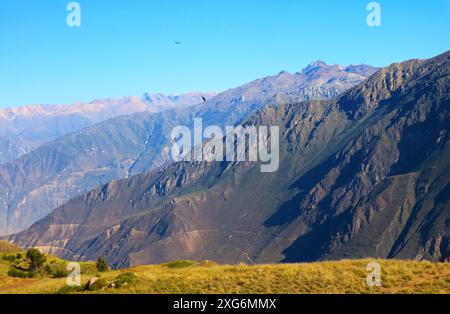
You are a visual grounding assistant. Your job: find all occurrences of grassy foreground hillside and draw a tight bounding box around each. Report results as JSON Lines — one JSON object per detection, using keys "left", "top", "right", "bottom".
{"left": 0, "top": 241, "right": 22, "bottom": 254}
{"left": 0, "top": 242, "right": 448, "bottom": 294}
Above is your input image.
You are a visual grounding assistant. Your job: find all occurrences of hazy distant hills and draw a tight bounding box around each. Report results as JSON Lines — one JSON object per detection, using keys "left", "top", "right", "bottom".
{"left": 0, "top": 61, "right": 376, "bottom": 236}
{"left": 0, "top": 92, "right": 217, "bottom": 164}
{"left": 6, "top": 51, "right": 449, "bottom": 268}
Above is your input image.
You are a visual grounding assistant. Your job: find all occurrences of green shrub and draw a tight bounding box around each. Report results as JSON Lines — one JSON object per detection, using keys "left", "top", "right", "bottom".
{"left": 86, "top": 278, "right": 108, "bottom": 291}
{"left": 26, "top": 248, "right": 46, "bottom": 272}
{"left": 7, "top": 267, "right": 35, "bottom": 278}
{"left": 2, "top": 254, "right": 16, "bottom": 262}
{"left": 96, "top": 257, "right": 109, "bottom": 272}
{"left": 43, "top": 263, "right": 69, "bottom": 278}
{"left": 58, "top": 285, "right": 84, "bottom": 294}
{"left": 163, "top": 260, "right": 197, "bottom": 269}
{"left": 43, "top": 265, "right": 52, "bottom": 275}
{"left": 115, "top": 272, "right": 136, "bottom": 287}
{"left": 52, "top": 270, "right": 69, "bottom": 278}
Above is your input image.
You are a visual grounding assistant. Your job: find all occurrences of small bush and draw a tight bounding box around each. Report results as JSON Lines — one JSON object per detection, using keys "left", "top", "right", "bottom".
{"left": 7, "top": 267, "right": 35, "bottom": 278}
{"left": 2, "top": 254, "right": 16, "bottom": 262}
{"left": 115, "top": 272, "right": 137, "bottom": 288}
{"left": 43, "top": 263, "right": 69, "bottom": 278}
{"left": 58, "top": 285, "right": 84, "bottom": 294}
{"left": 26, "top": 248, "right": 46, "bottom": 272}
{"left": 86, "top": 278, "right": 108, "bottom": 291}
{"left": 163, "top": 260, "right": 197, "bottom": 269}
{"left": 96, "top": 257, "right": 110, "bottom": 272}
{"left": 52, "top": 270, "right": 69, "bottom": 278}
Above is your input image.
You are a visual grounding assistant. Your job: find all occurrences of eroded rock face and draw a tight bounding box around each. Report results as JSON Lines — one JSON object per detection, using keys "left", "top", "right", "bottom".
{"left": 0, "top": 63, "right": 377, "bottom": 236}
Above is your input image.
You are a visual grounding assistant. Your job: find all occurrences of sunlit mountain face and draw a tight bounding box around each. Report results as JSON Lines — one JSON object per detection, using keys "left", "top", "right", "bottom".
{"left": 0, "top": 92, "right": 218, "bottom": 164}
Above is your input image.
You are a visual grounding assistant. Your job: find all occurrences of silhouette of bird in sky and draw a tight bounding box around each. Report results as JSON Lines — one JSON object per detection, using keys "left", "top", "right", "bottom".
{"left": 202, "top": 96, "right": 206, "bottom": 102}
{"left": 174, "top": 41, "right": 182, "bottom": 45}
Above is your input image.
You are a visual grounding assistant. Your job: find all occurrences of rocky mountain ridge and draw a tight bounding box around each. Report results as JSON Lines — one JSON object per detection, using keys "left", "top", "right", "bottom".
{"left": 0, "top": 61, "right": 377, "bottom": 235}
{"left": 0, "top": 92, "right": 217, "bottom": 164}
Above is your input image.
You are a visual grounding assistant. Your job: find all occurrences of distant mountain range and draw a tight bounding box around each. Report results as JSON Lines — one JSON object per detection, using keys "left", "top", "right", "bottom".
{"left": 0, "top": 92, "right": 217, "bottom": 164}
{"left": 5, "top": 51, "right": 449, "bottom": 268}
{"left": 0, "top": 61, "right": 377, "bottom": 236}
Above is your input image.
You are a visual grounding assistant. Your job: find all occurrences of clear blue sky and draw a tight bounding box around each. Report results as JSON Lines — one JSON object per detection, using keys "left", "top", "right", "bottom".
{"left": 0, "top": 0, "right": 449, "bottom": 108}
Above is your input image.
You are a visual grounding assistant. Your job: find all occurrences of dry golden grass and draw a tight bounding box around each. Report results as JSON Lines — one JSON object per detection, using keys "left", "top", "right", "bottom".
{"left": 1, "top": 255, "right": 448, "bottom": 294}
{"left": 0, "top": 249, "right": 97, "bottom": 294}
{"left": 0, "top": 241, "right": 22, "bottom": 254}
